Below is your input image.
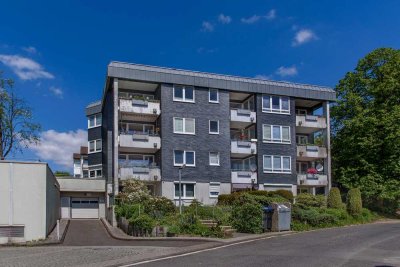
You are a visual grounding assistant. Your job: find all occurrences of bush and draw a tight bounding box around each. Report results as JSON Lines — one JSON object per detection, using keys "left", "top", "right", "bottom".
{"left": 292, "top": 207, "right": 337, "bottom": 227}
{"left": 347, "top": 188, "right": 362, "bottom": 216}
{"left": 129, "top": 214, "right": 155, "bottom": 236}
{"left": 273, "top": 190, "right": 294, "bottom": 203}
{"left": 218, "top": 193, "right": 240, "bottom": 205}
{"left": 118, "top": 179, "right": 151, "bottom": 204}
{"left": 327, "top": 187, "right": 344, "bottom": 209}
{"left": 144, "top": 196, "right": 176, "bottom": 218}
{"left": 246, "top": 190, "right": 271, "bottom": 197}
{"left": 115, "top": 203, "right": 142, "bottom": 219}
{"left": 296, "top": 193, "right": 326, "bottom": 209}
{"left": 231, "top": 200, "right": 263, "bottom": 233}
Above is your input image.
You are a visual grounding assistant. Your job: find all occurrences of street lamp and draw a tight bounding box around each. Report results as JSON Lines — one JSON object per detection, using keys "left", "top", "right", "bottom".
{"left": 178, "top": 164, "right": 186, "bottom": 214}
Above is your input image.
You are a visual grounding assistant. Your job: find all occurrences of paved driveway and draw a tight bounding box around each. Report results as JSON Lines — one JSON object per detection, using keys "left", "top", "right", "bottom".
{"left": 63, "top": 219, "right": 211, "bottom": 247}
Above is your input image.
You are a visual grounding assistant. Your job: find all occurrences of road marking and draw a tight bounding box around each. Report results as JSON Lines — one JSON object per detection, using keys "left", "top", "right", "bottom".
{"left": 118, "top": 233, "right": 297, "bottom": 266}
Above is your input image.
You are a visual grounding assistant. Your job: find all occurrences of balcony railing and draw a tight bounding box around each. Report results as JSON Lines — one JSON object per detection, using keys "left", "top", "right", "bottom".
{"left": 297, "top": 145, "right": 327, "bottom": 159}
{"left": 231, "top": 169, "right": 257, "bottom": 184}
{"left": 230, "top": 109, "right": 256, "bottom": 125}
{"left": 296, "top": 115, "right": 327, "bottom": 133}
{"left": 119, "top": 164, "right": 161, "bottom": 181}
{"left": 231, "top": 140, "right": 257, "bottom": 156}
{"left": 297, "top": 173, "right": 328, "bottom": 186}
{"left": 119, "top": 98, "right": 161, "bottom": 116}
{"left": 119, "top": 132, "right": 161, "bottom": 152}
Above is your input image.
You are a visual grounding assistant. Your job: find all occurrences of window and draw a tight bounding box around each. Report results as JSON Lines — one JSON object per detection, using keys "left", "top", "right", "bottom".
{"left": 89, "top": 139, "right": 102, "bottom": 153}
{"left": 88, "top": 114, "right": 102, "bottom": 128}
{"left": 262, "top": 95, "right": 290, "bottom": 114}
{"left": 263, "top": 125, "right": 291, "bottom": 143}
{"left": 89, "top": 169, "right": 102, "bottom": 178}
{"left": 174, "top": 183, "right": 195, "bottom": 198}
{"left": 174, "top": 150, "right": 195, "bottom": 166}
{"left": 296, "top": 135, "right": 308, "bottom": 145}
{"left": 174, "top": 118, "right": 195, "bottom": 134}
{"left": 209, "top": 89, "right": 219, "bottom": 103}
{"left": 209, "top": 182, "right": 220, "bottom": 198}
{"left": 209, "top": 120, "right": 219, "bottom": 134}
{"left": 209, "top": 152, "right": 220, "bottom": 166}
{"left": 173, "top": 85, "right": 195, "bottom": 102}
{"left": 263, "top": 155, "right": 291, "bottom": 173}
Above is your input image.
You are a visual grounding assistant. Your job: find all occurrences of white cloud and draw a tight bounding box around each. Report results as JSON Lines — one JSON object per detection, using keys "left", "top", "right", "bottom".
{"left": 254, "top": 74, "right": 272, "bottom": 80}
{"left": 0, "top": 54, "right": 54, "bottom": 80}
{"left": 265, "top": 9, "right": 276, "bottom": 20}
{"left": 241, "top": 15, "right": 261, "bottom": 24}
{"left": 201, "top": 21, "right": 214, "bottom": 32}
{"left": 22, "top": 46, "right": 37, "bottom": 54}
{"left": 292, "top": 29, "right": 318, "bottom": 46}
{"left": 49, "top": 86, "right": 63, "bottom": 98}
{"left": 218, "top": 14, "right": 232, "bottom": 24}
{"left": 275, "top": 65, "right": 298, "bottom": 77}
{"left": 30, "top": 129, "right": 87, "bottom": 169}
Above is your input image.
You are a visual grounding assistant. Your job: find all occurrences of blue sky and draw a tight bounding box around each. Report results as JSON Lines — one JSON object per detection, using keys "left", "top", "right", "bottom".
{"left": 1, "top": 0, "right": 399, "bottom": 171}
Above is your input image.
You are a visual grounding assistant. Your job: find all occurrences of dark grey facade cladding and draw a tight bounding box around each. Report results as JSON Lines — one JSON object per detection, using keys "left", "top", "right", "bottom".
{"left": 160, "top": 84, "right": 231, "bottom": 183}
{"left": 101, "top": 87, "right": 114, "bottom": 182}
{"left": 88, "top": 152, "right": 102, "bottom": 166}
{"left": 86, "top": 102, "right": 102, "bottom": 116}
{"left": 88, "top": 126, "right": 102, "bottom": 141}
{"left": 256, "top": 96, "right": 297, "bottom": 185}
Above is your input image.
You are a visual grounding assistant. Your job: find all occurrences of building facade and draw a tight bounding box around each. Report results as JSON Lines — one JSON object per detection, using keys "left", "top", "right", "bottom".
{"left": 73, "top": 146, "right": 88, "bottom": 178}
{"left": 86, "top": 62, "right": 335, "bottom": 224}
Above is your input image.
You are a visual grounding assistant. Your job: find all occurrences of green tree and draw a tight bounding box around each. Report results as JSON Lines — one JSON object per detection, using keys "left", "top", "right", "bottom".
{"left": 346, "top": 188, "right": 363, "bottom": 216}
{"left": 0, "top": 73, "right": 41, "bottom": 159}
{"left": 331, "top": 48, "right": 400, "bottom": 213}
{"left": 54, "top": 171, "right": 71, "bottom": 177}
{"left": 327, "top": 187, "right": 343, "bottom": 209}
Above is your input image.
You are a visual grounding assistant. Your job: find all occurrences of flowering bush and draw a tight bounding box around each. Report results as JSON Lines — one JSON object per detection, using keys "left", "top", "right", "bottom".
{"left": 118, "top": 179, "right": 151, "bottom": 203}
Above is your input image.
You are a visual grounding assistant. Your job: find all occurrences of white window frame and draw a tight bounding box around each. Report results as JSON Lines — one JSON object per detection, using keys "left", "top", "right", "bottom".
{"left": 262, "top": 95, "right": 290, "bottom": 114}
{"left": 263, "top": 155, "right": 291, "bottom": 174}
{"left": 263, "top": 124, "right": 291, "bottom": 144}
{"left": 209, "top": 88, "right": 219, "bottom": 103}
{"left": 89, "top": 168, "right": 102, "bottom": 178}
{"left": 174, "top": 182, "right": 196, "bottom": 199}
{"left": 209, "top": 152, "right": 220, "bottom": 166}
{"left": 174, "top": 150, "right": 196, "bottom": 167}
{"left": 209, "top": 120, "right": 219, "bottom": 134}
{"left": 88, "top": 114, "right": 102, "bottom": 129}
{"left": 173, "top": 117, "right": 196, "bottom": 135}
{"left": 173, "top": 85, "right": 195, "bottom": 103}
{"left": 88, "top": 139, "right": 102, "bottom": 153}
{"left": 209, "top": 182, "right": 221, "bottom": 198}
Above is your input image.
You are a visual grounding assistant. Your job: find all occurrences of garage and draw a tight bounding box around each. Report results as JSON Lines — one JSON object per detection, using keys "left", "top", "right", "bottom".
{"left": 71, "top": 198, "right": 99, "bottom": 219}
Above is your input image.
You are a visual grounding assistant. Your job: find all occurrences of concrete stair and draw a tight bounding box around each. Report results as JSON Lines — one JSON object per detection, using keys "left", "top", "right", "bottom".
{"left": 199, "top": 220, "right": 236, "bottom": 237}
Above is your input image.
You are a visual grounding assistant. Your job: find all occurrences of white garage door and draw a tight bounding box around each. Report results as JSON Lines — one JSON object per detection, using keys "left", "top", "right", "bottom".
{"left": 71, "top": 198, "right": 99, "bottom": 219}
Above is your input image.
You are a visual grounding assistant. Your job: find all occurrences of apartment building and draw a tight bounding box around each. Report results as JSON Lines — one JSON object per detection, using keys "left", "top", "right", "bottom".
{"left": 73, "top": 146, "right": 88, "bottom": 178}
{"left": 86, "top": 62, "right": 335, "bottom": 223}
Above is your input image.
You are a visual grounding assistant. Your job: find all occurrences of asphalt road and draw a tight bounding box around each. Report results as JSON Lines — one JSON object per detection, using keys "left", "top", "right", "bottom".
{"left": 135, "top": 221, "right": 400, "bottom": 267}
{"left": 63, "top": 219, "right": 213, "bottom": 247}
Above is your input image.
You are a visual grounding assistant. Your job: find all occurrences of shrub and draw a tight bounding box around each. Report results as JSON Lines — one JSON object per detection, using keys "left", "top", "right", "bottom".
{"left": 273, "top": 190, "right": 294, "bottom": 203}
{"left": 292, "top": 207, "right": 337, "bottom": 227}
{"left": 115, "top": 203, "right": 142, "bottom": 219}
{"left": 144, "top": 196, "right": 176, "bottom": 218}
{"left": 218, "top": 193, "right": 240, "bottom": 205}
{"left": 129, "top": 214, "right": 155, "bottom": 236}
{"left": 118, "top": 179, "right": 151, "bottom": 203}
{"left": 296, "top": 193, "right": 326, "bottom": 209}
{"left": 327, "top": 187, "right": 343, "bottom": 209}
{"left": 246, "top": 190, "right": 271, "bottom": 197}
{"left": 347, "top": 188, "right": 362, "bottom": 216}
{"left": 231, "top": 201, "right": 263, "bottom": 233}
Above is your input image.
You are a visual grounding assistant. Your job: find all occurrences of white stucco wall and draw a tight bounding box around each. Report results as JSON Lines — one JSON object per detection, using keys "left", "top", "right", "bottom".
{"left": 0, "top": 161, "right": 60, "bottom": 244}
{"left": 161, "top": 181, "right": 231, "bottom": 206}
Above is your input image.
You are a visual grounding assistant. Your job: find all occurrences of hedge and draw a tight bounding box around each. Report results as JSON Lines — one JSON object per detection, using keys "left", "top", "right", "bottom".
{"left": 327, "top": 187, "right": 344, "bottom": 209}
{"left": 347, "top": 188, "right": 362, "bottom": 216}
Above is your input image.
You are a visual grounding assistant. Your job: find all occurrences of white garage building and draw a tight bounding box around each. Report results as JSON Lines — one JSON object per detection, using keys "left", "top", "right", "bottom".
{"left": 57, "top": 177, "right": 106, "bottom": 219}
{"left": 0, "top": 161, "right": 60, "bottom": 244}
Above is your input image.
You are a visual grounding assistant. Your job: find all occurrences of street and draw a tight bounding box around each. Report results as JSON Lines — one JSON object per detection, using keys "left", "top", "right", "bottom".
{"left": 129, "top": 221, "right": 400, "bottom": 267}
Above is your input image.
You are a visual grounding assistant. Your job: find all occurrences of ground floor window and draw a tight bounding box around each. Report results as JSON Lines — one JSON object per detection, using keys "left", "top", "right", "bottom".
{"left": 209, "top": 182, "right": 220, "bottom": 198}
{"left": 174, "top": 183, "right": 195, "bottom": 198}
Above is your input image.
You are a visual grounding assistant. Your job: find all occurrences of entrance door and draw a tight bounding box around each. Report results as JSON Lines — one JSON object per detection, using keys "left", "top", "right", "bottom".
{"left": 71, "top": 198, "right": 99, "bottom": 219}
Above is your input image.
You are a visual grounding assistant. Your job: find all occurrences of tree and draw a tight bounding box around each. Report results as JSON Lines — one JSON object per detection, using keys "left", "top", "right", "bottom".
{"left": 54, "top": 171, "right": 71, "bottom": 177}
{"left": 346, "top": 188, "right": 362, "bottom": 216}
{"left": 0, "top": 73, "right": 41, "bottom": 159}
{"left": 331, "top": 48, "right": 400, "bottom": 213}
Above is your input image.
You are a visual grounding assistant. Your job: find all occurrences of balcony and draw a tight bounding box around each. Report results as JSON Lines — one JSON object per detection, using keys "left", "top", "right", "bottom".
{"left": 231, "top": 170, "right": 258, "bottom": 184}
{"left": 230, "top": 109, "right": 256, "bottom": 128}
{"left": 119, "top": 166, "right": 161, "bottom": 181}
{"left": 297, "top": 174, "right": 328, "bottom": 187}
{"left": 119, "top": 132, "right": 161, "bottom": 153}
{"left": 231, "top": 140, "right": 257, "bottom": 158}
{"left": 296, "top": 115, "right": 327, "bottom": 134}
{"left": 119, "top": 98, "right": 160, "bottom": 122}
{"left": 297, "top": 145, "right": 327, "bottom": 160}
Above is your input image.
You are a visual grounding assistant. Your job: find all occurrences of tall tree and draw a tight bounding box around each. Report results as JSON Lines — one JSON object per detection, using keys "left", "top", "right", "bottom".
{"left": 0, "top": 72, "right": 41, "bottom": 159}
{"left": 331, "top": 48, "right": 400, "bottom": 213}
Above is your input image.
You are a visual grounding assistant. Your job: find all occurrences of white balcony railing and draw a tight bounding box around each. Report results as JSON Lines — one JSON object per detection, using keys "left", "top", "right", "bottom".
{"left": 119, "top": 133, "right": 161, "bottom": 152}
{"left": 119, "top": 166, "right": 161, "bottom": 181}
{"left": 297, "top": 145, "right": 327, "bottom": 159}
{"left": 296, "top": 115, "right": 327, "bottom": 133}
{"left": 119, "top": 98, "right": 161, "bottom": 116}
{"left": 231, "top": 140, "right": 257, "bottom": 156}
{"left": 297, "top": 174, "right": 328, "bottom": 186}
{"left": 230, "top": 109, "right": 256, "bottom": 124}
{"left": 231, "top": 170, "right": 258, "bottom": 184}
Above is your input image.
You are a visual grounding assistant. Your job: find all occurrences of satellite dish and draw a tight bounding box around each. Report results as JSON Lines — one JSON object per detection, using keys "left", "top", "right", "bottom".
{"left": 316, "top": 163, "right": 324, "bottom": 172}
